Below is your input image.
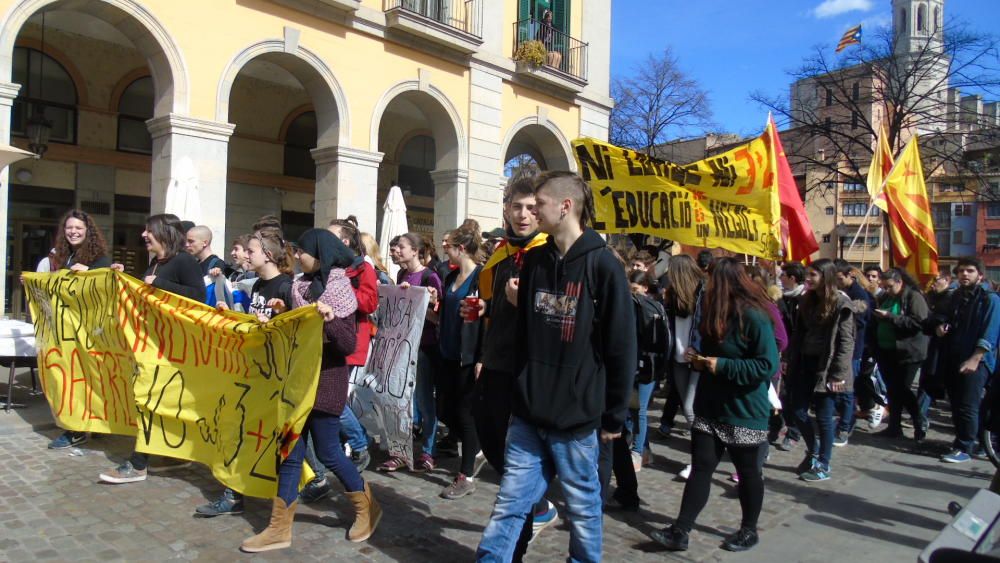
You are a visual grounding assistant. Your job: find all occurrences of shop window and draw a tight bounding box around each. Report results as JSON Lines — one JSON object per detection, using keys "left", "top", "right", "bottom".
{"left": 284, "top": 111, "right": 317, "bottom": 180}
{"left": 11, "top": 47, "right": 77, "bottom": 145}
{"left": 117, "top": 76, "right": 153, "bottom": 154}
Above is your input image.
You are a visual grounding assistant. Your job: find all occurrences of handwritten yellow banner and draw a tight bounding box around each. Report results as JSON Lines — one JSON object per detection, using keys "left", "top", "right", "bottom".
{"left": 23, "top": 270, "right": 321, "bottom": 498}
{"left": 573, "top": 136, "right": 782, "bottom": 259}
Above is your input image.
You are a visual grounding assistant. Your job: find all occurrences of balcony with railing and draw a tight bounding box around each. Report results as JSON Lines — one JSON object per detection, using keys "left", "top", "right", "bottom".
{"left": 512, "top": 18, "right": 588, "bottom": 93}
{"left": 384, "top": 0, "right": 483, "bottom": 54}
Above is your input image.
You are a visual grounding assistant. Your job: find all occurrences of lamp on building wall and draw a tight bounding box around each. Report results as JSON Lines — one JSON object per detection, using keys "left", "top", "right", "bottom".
{"left": 26, "top": 12, "right": 51, "bottom": 158}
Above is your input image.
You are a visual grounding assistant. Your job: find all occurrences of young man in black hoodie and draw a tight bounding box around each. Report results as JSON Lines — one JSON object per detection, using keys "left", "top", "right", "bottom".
{"left": 477, "top": 171, "right": 636, "bottom": 562}
{"left": 469, "top": 177, "right": 554, "bottom": 557}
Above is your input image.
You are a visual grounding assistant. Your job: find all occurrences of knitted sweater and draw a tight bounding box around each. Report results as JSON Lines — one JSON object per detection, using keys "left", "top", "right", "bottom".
{"left": 291, "top": 269, "right": 358, "bottom": 415}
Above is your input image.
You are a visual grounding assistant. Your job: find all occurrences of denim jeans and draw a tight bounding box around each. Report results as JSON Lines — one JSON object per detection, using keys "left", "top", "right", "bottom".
{"left": 340, "top": 405, "right": 369, "bottom": 452}
{"left": 630, "top": 381, "right": 655, "bottom": 455}
{"left": 477, "top": 416, "right": 602, "bottom": 563}
{"left": 947, "top": 363, "right": 990, "bottom": 453}
{"left": 797, "top": 391, "right": 836, "bottom": 471}
{"left": 836, "top": 359, "right": 860, "bottom": 434}
{"left": 414, "top": 347, "right": 439, "bottom": 456}
{"left": 277, "top": 411, "right": 364, "bottom": 506}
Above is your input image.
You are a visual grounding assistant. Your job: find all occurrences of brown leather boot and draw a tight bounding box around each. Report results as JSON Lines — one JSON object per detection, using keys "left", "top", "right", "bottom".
{"left": 240, "top": 497, "right": 298, "bottom": 552}
{"left": 345, "top": 482, "right": 382, "bottom": 542}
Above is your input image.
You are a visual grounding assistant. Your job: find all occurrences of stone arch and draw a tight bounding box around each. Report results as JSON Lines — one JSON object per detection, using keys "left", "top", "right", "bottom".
{"left": 369, "top": 80, "right": 466, "bottom": 171}
{"left": 216, "top": 40, "right": 348, "bottom": 147}
{"left": 0, "top": 0, "right": 189, "bottom": 115}
{"left": 500, "top": 116, "right": 576, "bottom": 173}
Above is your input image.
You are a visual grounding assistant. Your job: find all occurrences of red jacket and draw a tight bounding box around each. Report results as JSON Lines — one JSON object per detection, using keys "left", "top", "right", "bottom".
{"left": 345, "top": 260, "right": 379, "bottom": 367}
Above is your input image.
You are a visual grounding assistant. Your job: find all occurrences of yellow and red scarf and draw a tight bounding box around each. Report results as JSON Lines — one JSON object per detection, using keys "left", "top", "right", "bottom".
{"left": 479, "top": 233, "right": 548, "bottom": 301}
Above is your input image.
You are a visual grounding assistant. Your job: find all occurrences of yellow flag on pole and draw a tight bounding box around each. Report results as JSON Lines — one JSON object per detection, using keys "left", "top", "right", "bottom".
{"left": 882, "top": 135, "right": 938, "bottom": 283}
{"left": 867, "top": 123, "right": 893, "bottom": 212}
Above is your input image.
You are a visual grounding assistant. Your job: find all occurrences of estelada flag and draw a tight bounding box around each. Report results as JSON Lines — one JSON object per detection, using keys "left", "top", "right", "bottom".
{"left": 836, "top": 24, "right": 862, "bottom": 52}
{"left": 867, "top": 123, "right": 893, "bottom": 211}
{"left": 767, "top": 115, "right": 818, "bottom": 261}
{"left": 882, "top": 136, "right": 938, "bottom": 283}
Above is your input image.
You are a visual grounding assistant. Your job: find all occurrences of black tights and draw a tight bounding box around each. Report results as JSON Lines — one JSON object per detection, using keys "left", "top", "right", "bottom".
{"left": 675, "top": 431, "right": 766, "bottom": 533}
{"left": 438, "top": 360, "right": 481, "bottom": 476}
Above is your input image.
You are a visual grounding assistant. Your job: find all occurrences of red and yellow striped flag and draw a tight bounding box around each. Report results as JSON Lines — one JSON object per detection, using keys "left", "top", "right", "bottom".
{"left": 836, "top": 25, "right": 862, "bottom": 53}
{"left": 883, "top": 136, "right": 938, "bottom": 283}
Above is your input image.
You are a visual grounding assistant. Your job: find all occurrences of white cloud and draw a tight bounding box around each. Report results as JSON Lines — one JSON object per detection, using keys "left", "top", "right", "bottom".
{"left": 814, "top": 0, "right": 874, "bottom": 18}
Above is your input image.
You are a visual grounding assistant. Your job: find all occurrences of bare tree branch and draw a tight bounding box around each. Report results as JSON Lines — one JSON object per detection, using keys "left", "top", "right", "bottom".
{"left": 610, "top": 48, "right": 714, "bottom": 152}
{"left": 751, "top": 19, "right": 1000, "bottom": 201}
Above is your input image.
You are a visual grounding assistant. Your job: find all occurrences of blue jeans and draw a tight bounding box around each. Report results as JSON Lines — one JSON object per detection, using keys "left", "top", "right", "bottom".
{"left": 796, "top": 391, "right": 836, "bottom": 471}
{"left": 414, "top": 348, "right": 439, "bottom": 456}
{"left": 948, "top": 363, "right": 990, "bottom": 453}
{"left": 277, "top": 411, "right": 364, "bottom": 505}
{"left": 477, "top": 417, "right": 602, "bottom": 563}
{"left": 836, "top": 360, "right": 860, "bottom": 434}
{"left": 340, "top": 405, "right": 369, "bottom": 452}
{"left": 630, "top": 381, "right": 655, "bottom": 455}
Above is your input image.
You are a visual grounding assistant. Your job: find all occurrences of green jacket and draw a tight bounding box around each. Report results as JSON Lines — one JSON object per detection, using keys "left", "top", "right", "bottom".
{"left": 693, "top": 307, "right": 779, "bottom": 431}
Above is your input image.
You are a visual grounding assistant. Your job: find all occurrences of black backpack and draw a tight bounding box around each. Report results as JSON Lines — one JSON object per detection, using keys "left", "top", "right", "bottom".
{"left": 633, "top": 293, "right": 669, "bottom": 383}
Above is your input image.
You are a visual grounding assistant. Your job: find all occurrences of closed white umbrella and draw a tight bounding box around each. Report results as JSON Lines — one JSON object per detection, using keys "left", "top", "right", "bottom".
{"left": 0, "top": 144, "right": 35, "bottom": 170}
{"left": 379, "top": 186, "right": 408, "bottom": 282}
{"left": 164, "top": 156, "right": 203, "bottom": 225}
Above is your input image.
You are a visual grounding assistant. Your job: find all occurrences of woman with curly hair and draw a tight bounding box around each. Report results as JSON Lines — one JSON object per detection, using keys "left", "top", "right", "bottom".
{"left": 46, "top": 209, "right": 112, "bottom": 450}
{"left": 49, "top": 209, "right": 111, "bottom": 272}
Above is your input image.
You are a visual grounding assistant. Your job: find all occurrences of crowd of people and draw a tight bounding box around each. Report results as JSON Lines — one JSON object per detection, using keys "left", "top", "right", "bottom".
{"left": 30, "top": 169, "right": 1000, "bottom": 560}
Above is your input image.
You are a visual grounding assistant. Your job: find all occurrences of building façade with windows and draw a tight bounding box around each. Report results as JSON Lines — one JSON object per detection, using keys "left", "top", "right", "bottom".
{"left": 0, "top": 0, "right": 612, "bottom": 315}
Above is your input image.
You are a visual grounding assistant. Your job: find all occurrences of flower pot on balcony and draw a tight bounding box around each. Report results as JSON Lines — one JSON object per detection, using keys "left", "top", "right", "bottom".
{"left": 516, "top": 61, "right": 542, "bottom": 73}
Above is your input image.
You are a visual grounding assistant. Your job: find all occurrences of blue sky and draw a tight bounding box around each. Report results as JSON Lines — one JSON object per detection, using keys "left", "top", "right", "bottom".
{"left": 611, "top": 0, "right": 1000, "bottom": 138}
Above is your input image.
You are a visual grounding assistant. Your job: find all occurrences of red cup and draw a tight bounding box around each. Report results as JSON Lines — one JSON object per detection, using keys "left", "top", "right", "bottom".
{"left": 464, "top": 296, "right": 480, "bottom": 322}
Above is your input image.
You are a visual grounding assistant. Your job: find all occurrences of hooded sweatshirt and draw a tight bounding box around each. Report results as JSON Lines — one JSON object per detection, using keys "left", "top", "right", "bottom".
{"left": 514, "top": 228, "right": 637, "bottom": 434}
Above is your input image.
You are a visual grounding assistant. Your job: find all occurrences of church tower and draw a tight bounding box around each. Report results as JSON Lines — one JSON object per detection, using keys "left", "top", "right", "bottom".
{"left": 892, "top": 0, "right": 944, "bottom": 55}
{"left": 892, "top": 0, "right": 949, "bottom": 132}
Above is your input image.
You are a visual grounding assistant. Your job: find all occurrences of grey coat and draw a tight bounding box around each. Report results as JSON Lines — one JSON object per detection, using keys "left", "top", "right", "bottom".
{"left": 789, "top": 292, "right": 857, "bottom": 394}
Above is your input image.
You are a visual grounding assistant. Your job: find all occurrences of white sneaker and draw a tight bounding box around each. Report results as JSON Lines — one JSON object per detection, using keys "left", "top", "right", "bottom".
{"left": 869, "top": 406, "right": 885, "bottom": 431}
{"left": 678, "top": 464, "right": 692, "bottom": 480}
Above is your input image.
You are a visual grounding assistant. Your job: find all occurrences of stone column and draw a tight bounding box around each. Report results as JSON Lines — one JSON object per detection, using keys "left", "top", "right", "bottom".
{"left": 312, "top": 145, "right": 384, "bottom": 234}
{"left": 467, "top": 65, "right": 505, "bottom": 231}
{"left": 147, "top": 114, "right": 235, "bottom": 248}
{"left": 0, "top": 81, "right": 20, "bottom": 314}
{"left": 429, "top": 168, "right": 469, "bottom": 244}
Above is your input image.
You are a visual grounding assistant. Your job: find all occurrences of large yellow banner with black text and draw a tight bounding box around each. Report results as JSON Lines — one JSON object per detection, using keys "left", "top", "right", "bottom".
{"left": 573, "top": 136, "right": 783, "bottom": 259}
{"left": 23, "top": 270, "right": 322, "bottom": 498}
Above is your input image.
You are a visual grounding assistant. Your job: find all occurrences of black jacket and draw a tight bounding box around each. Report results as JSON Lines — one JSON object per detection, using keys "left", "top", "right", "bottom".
{"left": 514, "top": 229, "right": 637, "bottom": 434}
{"left": 144, "top": 252, "right": 205, "bottom": 302}
{"left": 876, "top": 286, "right": 929, "bottom": 363}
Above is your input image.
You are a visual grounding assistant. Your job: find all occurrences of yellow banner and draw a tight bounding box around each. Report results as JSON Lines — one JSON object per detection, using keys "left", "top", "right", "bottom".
{"left": 573, "top": 136, "right": 782, "bottom": 259}
{"left": 22, "top": 270, "right": 322, "bottom": 498}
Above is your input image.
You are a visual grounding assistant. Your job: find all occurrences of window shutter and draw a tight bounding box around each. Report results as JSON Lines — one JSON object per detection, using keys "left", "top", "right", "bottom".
{"left": 552, "top": 0, "right": 567, "bottom": 31}
{"left": 518, "top": 0, "right": 531, "bottom": 20}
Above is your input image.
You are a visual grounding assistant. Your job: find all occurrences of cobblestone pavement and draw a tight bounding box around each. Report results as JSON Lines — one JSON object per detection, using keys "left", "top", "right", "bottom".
{"left": 0, "top": 372, "right": 993, "bottom": 562}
